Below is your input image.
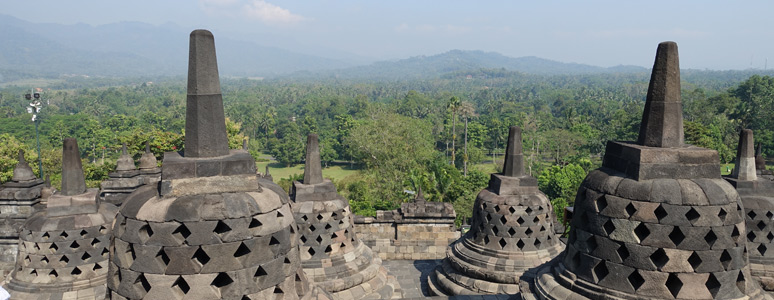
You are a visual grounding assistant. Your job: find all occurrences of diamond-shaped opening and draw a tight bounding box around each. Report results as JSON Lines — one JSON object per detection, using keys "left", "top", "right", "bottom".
{"left": 69, "top": 241, "right": 79, "bottom": 250}
{"left": 81, "top": 252, "right": 91, "bottom": 261}
{"left": 60, "top": 255, "right": 69, "bottom": 264}
{"left": 102, "top": 248, "right": 109, "bottom": 257}
{"left": 300, "top": 235, "right": 307, "bottom": 243}
{"left": 533, "top": 216, "right": 540, "bottom": 223}
{"left": 277, "top": 210, "right": 284, "bottom": 218}
{"left": 301, "top": 215, "right": 308, "bottom": 221}
{"left": 157, "top": 249, "right": 170, "bottom": 265}
{"left": 284, "top": 257, "right": 291, "bottom": 264}
{"left": 289, "top": 225, "right": 295, "bottom": 234}
{"left": 758, "top": 221, "right": 766, "bottom": 231}
{"left": 525, "top": 227, "right": 533, "bottom": 235}
{"left": 758, "top": 244, "right": 767, "bottom": 256}
{"left": 315, "top": 235, "right": 323, "bottom": 244}
{"left": 718, "top": 208, "right": 728, "bottom": 222}
{"left": 255, "top": 266, "right": 268, "bottom": 277}
{"left": 748, "top": 231, "right": 757, "bottom": 242}
{"left": 91, "top": 238, "right": 99, "bottom": 247}
{"left": 129, "top": 244, "right": 137, "bottom": 261}
{"left": 80, "top": 229, "right": 88, "bottom": 237}
{"left": 33, "top": 243, "right": 40, "bottom": 251}
{"left": 508, "top": 228, "right": 516, "bottom": 236}
{"left": 534, "top": 238, "right": 542, "bottom": 248}
{"left": 139, "top": 224, "right": 154, "bottom": 242}
{"left": 516, "top": 239, "right": 525, "bottom": 249}
{"left": 324, "top": 223, "right": 332, "bottom": 230}
{"left": 173, "top": 276, "right": 190, "bottom": 294}
{"left": 688, "top": 252, "right": 702, "bottom": 270}
{"left": 654, "top": 205, "right": 668, "bottom": 221}
{"left": 669, "top": 227, "right": 685, "bottom": 246}
{"left": 269, "top": 236, "right": 280, "bottom": 245}
{"left": 93, "top": 263, "right": 102, "bottom": 271}
{"left": 331, "top": 232, "right": 338, "bottom": 239}
{"left": 99, "top": 225, "right": 107, "bottom": 234}
{"left": 234, "top": 242, "right": 251, "bottom": 258}
{"left": 525, "top": 207, "right": 533, "bottom": 214}
{"left": 309, "top": 225, "right": 316, "bottom": 232}
{"left": 625, "top": 203, "right": 637, "bottom": 217}
{"left": 665, "top": 273, "right": 682, "bottom": 298}
{"left": 49, "top": 270, "right": 58, "bottom": 278}
{"left": 42, "top": 232, "right": 50, "bottom": 240}
{"left": 308, "top": 247, "right": 316, "bottom": 256}
{"left": 485, "top": 214, "right": 492, "bottom": 222}
{"left": 650, "top": 248, "right": 669, "bottom": 270}
{"left": 324, "top": 245, "right": 332, "bottom": 253}
{"left": 720, "top": 249, "right": 732, "bottom": 269}
{"left": 509, "top": 206, "right": 516, "bottom": 214}
{"left": 211, "top": 272, "right": 234, "bottom": 288}
{"left": 41, "top": 256, "right": 49, "bottom": 264}
{"left": 617, "top": 244, "right": 630, "bottom": 261}
{"left": 737, "top": 271, "right": 747, "bottom": 293}
{"left": 498, "top": 238, "right": 507, "bottom": 249}
{"left": 749, "top": 210, "right": 758, "bottom": 220}
{"left": 540, "top": 225, "right": 546, "bottom": 232}
{"left": 686, "top": 208, "right": 700, "bottom": 222}
{"left": 495, "top": 205, "right": 501, "bottom": 212}
{"left": 482, "top": 203, "right": 488, "bottom": 210}
{"left": 768, "top": 211, "right": 774, "bottom": 219}
{"left": 71, "top": 267, "right": 82, "bottom": 276}
{"left": 172, "top": 224, "right": 192, "bottom": 240}
{"left": 768, "top": 232, "right": 774, "bottom": 242}
{"left": 500, "top": 215, "right": 507, "bottom": 225}
{"left": 484, "top": 236, "right": 490, "bottom": 245}
{"left": 586, "top": 236, "right": 598, "bottom": 252}
{"left": 316, "top": 214, "right": 324, "bottom": 221}
{"left": 732, "top": 225, "right": 741, "bottom": 241}
{"left": 29, "top": 269, "right": 36, "bottom": 276}
{"left": 603, "top": 220, "right": 616, "bottom": 235}
{"left": 634, "top": 223, "right": 650, "bottom": 242}
{"left": 136, "top": 274, "right": 151, "bottom": 292}
{"left": 706, "top": 273, "right": 721, "bottom": 298}
{"left": 192, "top": 247, "right": 211, "bottom": 265}
{"left": 274, "top": 287, "right": 283, "bottom": 294}
{"left": 593, "top": 261, "right": 609, "bottom": 282}
{"left": 49, "top": 243, "right": 58, "bottom": 253}
{"left": 249, "top": 218, "right": 262, "bottom": 228}
{"left": 597, "top": 197, "right": 608, "bottom": 212}
{"left": 214, "top": 220, "right": 232, "bottom": 235}
{"left": 492, "top": 226, "right": 499, "bottom": 235}
{"left": 516, "top": 217, "right": 525, "bottom": 225}
{"left": 60, "top": 231, "right": 68, "bottom": 239}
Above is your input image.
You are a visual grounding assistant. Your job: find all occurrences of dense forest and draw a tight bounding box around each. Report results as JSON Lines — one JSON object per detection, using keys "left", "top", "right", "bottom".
{"left": 2, "top": 69, "right": 774, "bottom": 225}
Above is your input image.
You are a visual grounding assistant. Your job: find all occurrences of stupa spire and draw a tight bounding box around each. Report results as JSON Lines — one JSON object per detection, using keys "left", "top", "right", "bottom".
{"left": 732, "top": 129, "right": 757, "bottom": 181}
{"left": 11, "top": 150, "right": 35, "bottom": 182}
{"left": 303, "top": 133, "right": 323, "bottom": 185}
{"left": 502, "top": 126, "right": 525, "bottom": 177}
{"left": 637, "top": 41, "right": 684, "bottom": 148}
{"left": 60, "top": 138, "right": 86, "bottom": 196}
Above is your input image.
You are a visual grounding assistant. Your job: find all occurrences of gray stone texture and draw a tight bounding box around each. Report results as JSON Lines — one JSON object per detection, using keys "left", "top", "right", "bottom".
{"left": 184, "top": 29, "right": 230, "bottom": 158}
{"left": 637, "top": 41, "right": 684, "bottom": 148}
{"left": 5, "top": 140, "right": 117, "bottom": 300}
{"left": 61, "top": 138, "right": 87, "bottom": 196}
{"left": 99, "top": 142, "right": 145, "bottom": 206}
{"left": 431, "top": 126, "right": 564, "bottom": 296}
{"left": 12, "top": 150, "right": 36, "bottom": 182}
{"left": 116, "top": 144, "right": 136, "bottom": 172}
{"left": 528, "top": 41, "right": 771, "bottom": 300}
{"left": 292, "top": 133, "right": 398, "bottom": 299}
{"left": 732, "top": 129, "right": 757, "bottom": 181}
{"left": 108, "top": 29, "right": 329, "bottom": 300}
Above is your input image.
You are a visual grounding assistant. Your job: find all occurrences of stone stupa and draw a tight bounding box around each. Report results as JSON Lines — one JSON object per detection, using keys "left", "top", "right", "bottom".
{"left": 108, "top": 29, "right": 329, "bottom": 299}
{"left": 99, "top": 143, "right": 144, "bottom": 205}
{"left": 0, "top": 150, "right": 45, "bottom": 278}
{"left": 6, "top": 138, "right": 118, "bottom": 299}
{"left": 291, "top": 133, "right": 398, "bottom": 299}
{"left": 529, "top": 42, "right": 771, "bottom": 300}
{"left": 724, "top": 129, "right": 774, "bottom": 290}
{"left": 755, "top": 143, "right": 774, "bottom": 180}
{"left": 430, "top": 126, "right": 564, "bottom": 295}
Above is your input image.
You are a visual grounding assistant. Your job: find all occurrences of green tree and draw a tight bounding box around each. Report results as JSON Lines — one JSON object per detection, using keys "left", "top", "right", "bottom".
{"left": 538, "top": 163, "right": 587, "bottom": 221}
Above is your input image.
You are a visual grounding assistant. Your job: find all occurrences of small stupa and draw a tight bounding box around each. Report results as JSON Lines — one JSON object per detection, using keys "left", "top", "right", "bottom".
{"left": 6, "top": 138, "right": 117, "bottom": 299}
{"left": 430, "top": 126, "right": 564, "bottom": 295}
{"left": 529, "top": 41, "right": 771, "bottom": 300}
{"left": 99, "top": 143, "right": 144, "bottom": 205}
{"left": 137, "top": 142, "right": 162, "bottom": 185}
{"left": 291, "top": 133, "right": 398, "bottom": 299}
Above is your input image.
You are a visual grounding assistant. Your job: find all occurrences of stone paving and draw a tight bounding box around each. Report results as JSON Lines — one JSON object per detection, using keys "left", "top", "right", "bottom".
{"left": 381, "top": 260, "right": 519, "bottom": 300}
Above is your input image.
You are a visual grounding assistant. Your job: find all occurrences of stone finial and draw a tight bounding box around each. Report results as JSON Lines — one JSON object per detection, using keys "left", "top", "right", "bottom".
{"left": 415, "top": 186, "right": 426, "bottom": 202}
{"left": 184, "top": 29, "right": 230, "bottom": 158}
{"left": 732, "top": 129, "right": 757, "bottom": 181}
{"left": 60, "top": 138, "right": 87, "bottom": 196}
{"left": 138, "top": 142, "right": 157, "bottom": 170}
{"left": 242, "top": 138, "right": 248, "bottom": 150}
{"left": 264, "top": 165, "right": 272, "bottom": 178}
{"left": 11, "top": 149, "right": 36, "bottom": 182}
{"left": 756, "top": 142, "right": 766, "bottom": 171}
{"left": 303, "top": 133, "right": 323, "bottom": 185}
{"left": 502, "top": 126, "right": 525, "bottom": 177}
{"left": 115, "top": 143, "right": 136, "bottom": 171}
{"left": 45, "top": 174, "right": 51, "bottom": 187}
{"left": 637, "top": 41, "right": 684, "bottom": 148}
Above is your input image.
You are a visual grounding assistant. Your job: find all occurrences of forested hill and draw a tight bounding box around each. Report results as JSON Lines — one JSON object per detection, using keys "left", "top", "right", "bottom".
{"left": 297, "top": 50, "right": 648, "bottom": 80}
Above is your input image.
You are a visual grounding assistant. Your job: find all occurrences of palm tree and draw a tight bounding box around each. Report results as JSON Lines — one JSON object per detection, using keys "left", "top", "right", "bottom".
{"left": 447, "top": 96, "right": 461, "bottom": 166}
{"left": 459, "top": 102, "right": 477, "bottom": 176}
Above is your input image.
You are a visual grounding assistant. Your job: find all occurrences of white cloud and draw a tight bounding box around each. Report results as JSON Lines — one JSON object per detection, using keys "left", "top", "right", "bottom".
{"left": 200, "top": 0, "right": 306, "bottom": 26}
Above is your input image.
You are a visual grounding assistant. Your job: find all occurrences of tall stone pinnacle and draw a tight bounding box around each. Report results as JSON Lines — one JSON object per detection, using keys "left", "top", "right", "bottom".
{"left": 732, "top": 129, "right": 757, "bottom": 181}
{"left": 502, "top": 126, "right": 525, "bottom": 177}
{"left": 12, "top": 150, "right": 35, "bottom": 182}
{"left": 415, "top": 186, "right": 425, "bottom": 202}
{"left": 60, "top": 138, "right": 87, "bottom": 196}
{"left": 184, "top": 29, "right": 230, "bottom": 158}
{"left": 637, "top": 41, "right": 684, "bottom": 148}
{"left": 115, "top": 143, "right": 136, "bottom": 171}
{"left": 303, "top": 133, "right": 323, "bottom": 185}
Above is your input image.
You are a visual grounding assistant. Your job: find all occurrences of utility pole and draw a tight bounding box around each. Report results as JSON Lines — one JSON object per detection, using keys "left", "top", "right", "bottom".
{"left": 24, "top": 89, "right": 44, "bottom": 178}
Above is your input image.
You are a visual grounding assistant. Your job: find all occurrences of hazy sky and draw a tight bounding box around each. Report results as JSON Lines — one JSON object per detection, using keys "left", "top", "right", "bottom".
{"left": 5, "top": 0, "right": 774, "bottom": 69}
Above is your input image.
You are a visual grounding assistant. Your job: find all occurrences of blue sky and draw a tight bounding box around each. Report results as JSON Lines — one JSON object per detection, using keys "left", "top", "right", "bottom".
{"left": 5, "top": 0, "right": 773, "bottom": 69}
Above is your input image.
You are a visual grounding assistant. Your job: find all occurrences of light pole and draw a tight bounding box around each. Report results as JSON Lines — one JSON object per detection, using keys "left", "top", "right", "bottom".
{"left": 24, "top": 89, "right": 43, "bottom": 178}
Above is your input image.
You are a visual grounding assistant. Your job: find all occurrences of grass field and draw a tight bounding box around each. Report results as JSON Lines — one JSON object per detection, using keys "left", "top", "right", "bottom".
{"left": 254, "top": 151, "right": 362, "bottom": 182}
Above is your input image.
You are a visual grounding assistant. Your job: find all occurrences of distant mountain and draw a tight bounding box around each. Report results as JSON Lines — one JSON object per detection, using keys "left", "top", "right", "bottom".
{"left": 0, "top": 15, "right": 355, "bottom": 81}
{"left": 308, "top": 50, "right": 648, "bottom": 80}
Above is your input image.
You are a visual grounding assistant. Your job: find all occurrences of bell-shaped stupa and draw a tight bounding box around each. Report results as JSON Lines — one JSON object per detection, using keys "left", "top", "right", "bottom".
{"left": 6, "top": 139, "right": 117, "bottom": 299}
{"left": 107, "top": 29, "right": 330, "bottom": 299}
{"left": 529, "top": 42, "right": 771, "bottom": 300}
{"left": 429, "top": 126, "right": 564, "bottom": 295}
{"left": 99, "top": 143, "right": 144, "bottom": 205}
{"left": 291, "top": 133, "right": 398, "bottom": 299}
